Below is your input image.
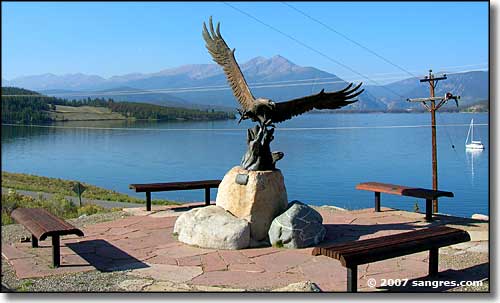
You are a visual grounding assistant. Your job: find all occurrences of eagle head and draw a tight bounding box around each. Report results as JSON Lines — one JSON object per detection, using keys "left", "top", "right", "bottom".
{"left": 255, "top": 98, "right": 275, "bottom": 110}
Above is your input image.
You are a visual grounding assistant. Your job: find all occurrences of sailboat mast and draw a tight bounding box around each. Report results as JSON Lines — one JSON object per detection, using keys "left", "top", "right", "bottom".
{"left": 471, "top": 119, "right": 474, "bottom": 141}
{"left": 466, "top": 119, "right": 472, "bottom": 144}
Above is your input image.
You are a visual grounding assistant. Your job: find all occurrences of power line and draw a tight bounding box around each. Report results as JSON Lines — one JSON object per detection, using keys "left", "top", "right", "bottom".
{"left": 2, "top": 65, "right": 487, "bottom": 99}
{"left": 282, "top": 2, "right": 418, "bottom": 78}
{"left": 4, "top": 62, "right": 485, "bottom": 96}
{"left": 223, "top": 2, "right": 406, "bottom": 99}
{"left": 1, "top": 75, "right": 406, "bottom": 98}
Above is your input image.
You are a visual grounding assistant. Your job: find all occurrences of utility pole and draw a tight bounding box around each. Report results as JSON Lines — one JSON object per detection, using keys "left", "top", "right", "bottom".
{"left": 407, "top": 69, "right": 459, "bottom": 214}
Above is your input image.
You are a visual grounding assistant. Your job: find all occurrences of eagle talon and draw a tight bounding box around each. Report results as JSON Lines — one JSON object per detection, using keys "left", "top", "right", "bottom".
{"left": 265, "top": 121, "right": 276, "bottom": 129}
{"left": 237, "top": 108, "right": 248, "bottom": 124}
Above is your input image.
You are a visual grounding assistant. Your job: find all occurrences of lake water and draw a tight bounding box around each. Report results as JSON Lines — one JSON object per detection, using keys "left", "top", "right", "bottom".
{"left": 1, "top": 113, "right": 489, "bottom": 218}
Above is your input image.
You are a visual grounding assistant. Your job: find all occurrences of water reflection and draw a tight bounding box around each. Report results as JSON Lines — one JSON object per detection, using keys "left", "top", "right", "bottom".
{"left": 1, "top": 124, "right": 56, "bottom": 143}
{"left": 466, "top": 148, "right": 484, "bottom": 185}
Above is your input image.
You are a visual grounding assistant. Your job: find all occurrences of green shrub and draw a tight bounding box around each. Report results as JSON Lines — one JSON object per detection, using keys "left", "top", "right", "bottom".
{"left": 1, "top": 190, "right": 114, "bottom": 225}
{"left": 2, "top": 171, "right": 178, "bottom": 205}
{"left": 1, "top": 212, "right": 13, "bottom": 225}
{"left": 273, "top": 240, "right": 284, "bottom": 248}
{"left": 77, "top": 204, "right": 107, "bottom": 216}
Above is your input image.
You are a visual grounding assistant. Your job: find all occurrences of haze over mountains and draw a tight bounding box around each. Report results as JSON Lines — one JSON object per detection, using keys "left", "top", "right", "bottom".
{"left": 3, "top": 55, "right": 488, "bottom": 111}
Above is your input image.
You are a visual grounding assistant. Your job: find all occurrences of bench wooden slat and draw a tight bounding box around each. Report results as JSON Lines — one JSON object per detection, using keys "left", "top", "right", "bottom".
{"left": 313, "top": 226, "right": 462, "bottom": 257}
{"left": 312, "top": 226, "right": 470, "bottom": 292}
{"left": 312, "top": 226, "right": 469, "bottom": 267}
{"left": 11, "top": 208, "right": 84, "bottom": 241}
{"left": 129, "top": 180, "right": 221, "bottom": 193}
{"left": 356, "top": 182, "right": 454, "bottom": 199}
{"left": 10, "top": 208, "right": 84, "bottom": 268}
{"left": 313, "top": 226, "right": 457, "bottom": 255}
{"left": 341, "top": 231, "right": 469, "bottom": 266}
{"left": 129, "top": 179, "right": 222, "bottom": 211}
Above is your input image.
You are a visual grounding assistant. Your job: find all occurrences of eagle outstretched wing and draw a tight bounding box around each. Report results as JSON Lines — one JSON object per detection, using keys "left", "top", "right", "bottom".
{"left": 271, "top": 83, "right": 364, "bottom": 123}
{"left": 202, "top": 17, "right": 255, "bottom": 110}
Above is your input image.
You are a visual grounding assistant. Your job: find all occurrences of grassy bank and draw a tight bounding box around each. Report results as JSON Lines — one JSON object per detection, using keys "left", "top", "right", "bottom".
{"left": 49, "top": 105, "right": 127, "bottom": 121}
{"left": 1, "top": 190, "right": 119, "bottom": 225}
{"left": 1, "top": 171, "right": 177, "bottom": 205}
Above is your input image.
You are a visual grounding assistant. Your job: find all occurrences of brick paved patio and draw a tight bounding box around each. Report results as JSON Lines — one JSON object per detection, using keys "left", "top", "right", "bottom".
{"left": 2, "top": 204, "right": 489, "bottom": 292}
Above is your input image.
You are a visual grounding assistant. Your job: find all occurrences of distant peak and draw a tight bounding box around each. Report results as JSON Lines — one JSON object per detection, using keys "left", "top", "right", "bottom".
{"left": 39, "top": 73, "right": 57, "bottom": 77}
{"left": 243, "top": 55, "right": 297, "bottom": 68}
{"left": 244, "top": 56, "right": 267, "bottom": 65}
{"left": 271, "top": 54, "right": 286, "bottom": 60}
{"left": 270, "top": 55, "right": 296, "bottom": 65}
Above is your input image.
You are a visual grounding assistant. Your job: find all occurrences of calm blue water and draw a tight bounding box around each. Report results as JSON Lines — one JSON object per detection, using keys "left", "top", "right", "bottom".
{"left": 1, "top": 113, "right": 489, "bottom": 218}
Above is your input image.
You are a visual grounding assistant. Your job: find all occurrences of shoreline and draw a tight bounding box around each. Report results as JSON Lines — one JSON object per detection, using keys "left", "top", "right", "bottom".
{"left": 2, "top": 110, "right": 489, "bottom": 125}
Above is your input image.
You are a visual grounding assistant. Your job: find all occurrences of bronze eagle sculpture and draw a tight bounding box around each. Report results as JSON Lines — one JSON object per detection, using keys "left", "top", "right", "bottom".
{"left": 202, "top": 17, "right": 364, "bottom": 171}
{"left": 202, "top": 17, "right": 363, "bottom": 128}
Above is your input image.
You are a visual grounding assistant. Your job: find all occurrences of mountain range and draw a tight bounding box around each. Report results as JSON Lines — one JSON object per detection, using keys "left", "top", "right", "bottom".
{"left": 2, "top": 55, "right": 488, "bottom": 111}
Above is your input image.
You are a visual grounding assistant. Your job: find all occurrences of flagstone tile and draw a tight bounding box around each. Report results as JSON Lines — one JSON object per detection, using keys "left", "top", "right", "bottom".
{"left": 240, "top": 246, "right": 279, "bottom": 258}
{"left": 201, "top": 252, "right": 227, "bottom": 272}
{"left": 218, "top": 250, "right": 252, "bottom": 265}
{"left": 155, "top": 244, "right": 213, "bottom": 259}
{"left": 228, "top": 262, "right": 265, "bottom": 273}
{"left": 128, "top": 263, "right": 203, "bottom": 283}
{"left": 296, "top": 256, "right": 346, "bottom": 291}
{"left": 252, "top": 250, "right": 313, "bottom": 273}
{"left": 146, "top": 255, "right": 178, "bottom": 265}
{"left": 1, "top": 244, "right": 32, "bottom": 260}
{"left": 177, "top": 255, "right": 202, "bottom": 267}
{"left": 190, "top": 271, "right": 305, "bottom": 290}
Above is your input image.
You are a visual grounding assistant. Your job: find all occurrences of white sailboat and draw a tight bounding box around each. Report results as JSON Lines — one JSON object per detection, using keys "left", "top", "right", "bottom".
{"left": 465, "top": 119, "right": 484, "bottom": 150}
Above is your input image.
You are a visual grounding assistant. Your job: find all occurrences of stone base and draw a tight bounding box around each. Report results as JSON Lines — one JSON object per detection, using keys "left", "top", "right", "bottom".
{"left": 269, "top": 201, "right": 326, "bottom": 248}
{"left": 216, "top": 166, "right": 288, "bottom": 242}
{"left": 173, "top": 205, "right": 250, "bottom": 250}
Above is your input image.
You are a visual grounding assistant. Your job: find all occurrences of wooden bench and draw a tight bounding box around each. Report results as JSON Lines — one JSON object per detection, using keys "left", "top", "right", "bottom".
{"left": 129, "top": 180, "right": 222, "bottom": 211}
{"left": 312, "top": 226, "right": 470, "bottom": 292}
{"left": 356, "top": 182, "right": 454, "bottom": 221}
{"left": 11, "top": 208, "right": 84, "bottom": 268}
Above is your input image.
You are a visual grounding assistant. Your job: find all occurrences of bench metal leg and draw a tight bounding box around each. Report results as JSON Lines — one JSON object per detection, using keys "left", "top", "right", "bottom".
{"left": 146, "top": 192, "right": 151, "bottom": 211}
{"left": 347, "top": 265, "right": 358, "bottom": 292}
{"left": 52, "top": 235, "right": 60, "bottom": 268}
{"left": 31, "top": 235, "right": 38, "bottom": 248}
{"left": 425, "top": 199, "right": 433, "bottom": 221}
{"left": 374, "top": 192, "right": 381, "bottom": 212}
{"left": 205, "top": 188, "right": 211, "bottom": 206}
{"left": 428, "top": 248, "right": 439, "bottom": 277}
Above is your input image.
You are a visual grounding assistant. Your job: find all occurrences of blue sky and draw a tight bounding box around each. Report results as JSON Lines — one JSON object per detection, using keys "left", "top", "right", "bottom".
{"left": 2, "top": 2, "right": 488, "bottom": 82}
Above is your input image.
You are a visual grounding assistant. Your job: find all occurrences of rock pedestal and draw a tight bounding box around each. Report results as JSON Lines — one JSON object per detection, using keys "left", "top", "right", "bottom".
{"left": 216, "top": 166, "right": 288, "bottom": 242}
{"left": 268, "top": 201, "right": 326, "bottom": 248}
{"left": 173, "top": 205, "right": 250, "bottom": 250}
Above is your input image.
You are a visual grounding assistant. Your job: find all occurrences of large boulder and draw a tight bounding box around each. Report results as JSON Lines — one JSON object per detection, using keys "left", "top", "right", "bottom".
{"left": 268, "top": 201, "right": 326, "bottom": 249}
{"left": 173, "top": 205, "right": 250, "bottom": 250}
{"left": 216, "top": 166, "right": 288, "bottom": 242}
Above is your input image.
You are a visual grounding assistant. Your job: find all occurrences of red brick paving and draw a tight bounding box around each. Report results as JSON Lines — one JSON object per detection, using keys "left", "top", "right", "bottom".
{"left": 2, "top": 205, "right": 486, "bottom": 291}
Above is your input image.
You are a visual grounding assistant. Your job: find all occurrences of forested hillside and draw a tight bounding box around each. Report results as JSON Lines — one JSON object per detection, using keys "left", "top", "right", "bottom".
{"left": 107, "top": 101, "right": 232, "bottom": 120}
{"left": 1, "top": 87, "right": 234, "bottom": 124}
